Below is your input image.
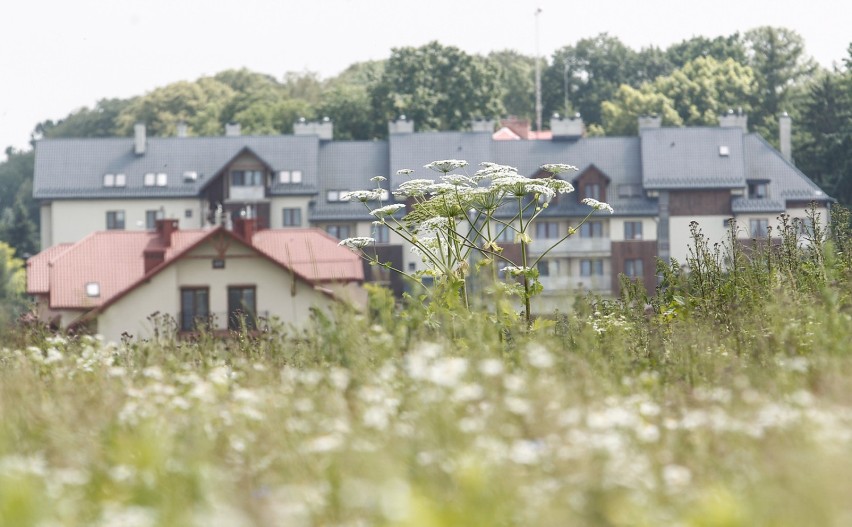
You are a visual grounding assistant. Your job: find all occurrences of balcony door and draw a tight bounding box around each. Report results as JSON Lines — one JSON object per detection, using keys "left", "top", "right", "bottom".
{"left": 180, "top": 288, "right": 209, "bottom": 332}
{"left": 228, "top": 286, "right": 257, "bottom": 330}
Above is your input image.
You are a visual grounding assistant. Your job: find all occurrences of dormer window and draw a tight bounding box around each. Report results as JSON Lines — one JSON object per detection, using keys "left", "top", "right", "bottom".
{"left": 327, "top": 190, "right": 350, "bottom": 202}
{"left": 115, "top": 174, "right": 126, "bottom": 187}
{"left": 156, "top": 173, "right": 168, "bottom": 186}
{"left": 748, "top": 181, "right": 768, "bottom": 199}
{"left": 279, "top": 170, "right": 303, "bottom": 184}
{"left": 583, "top": 183, "right": 601, "bottom": 200}
{"left": 144, "top": 173, "right": 156, "bottom": 186}
{"left": 103, "top": 174, "right": 115, "bottom": 187}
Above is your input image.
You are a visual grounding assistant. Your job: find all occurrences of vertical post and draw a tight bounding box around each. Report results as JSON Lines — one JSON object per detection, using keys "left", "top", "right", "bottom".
{"left": 534, "top": 7, "right": 543, "bottom": 133}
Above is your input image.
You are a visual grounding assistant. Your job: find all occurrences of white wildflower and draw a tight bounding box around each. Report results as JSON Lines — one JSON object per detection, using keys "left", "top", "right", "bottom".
{"left": 540, "top": 163, "right": 578, "bottom": 174}
{"left": 425, "top": 159, "right": 468, "bottom": 173}
{"left": 396, "top": 168, "right": 415, "bottom": 176}
{"left": 581, "top": 198, "right": 614, "bottom": 214}
{"left": 395, "top": 178, "right": 435, "bottom": 197}
{"left": 525, "top": 184, "right": 556, "bottom": 202}
{"left": 502, "top": 265, "right": 532, "bottom": 277}
{"left": 662, "top": 464, "right": 692, "bottom": 490}
{"left": 440, "top": 174, "right": 474, "bottom": 186}
{"left": 542, "top": 178, "right": 575, "bottom": 194}
{"left": 510, "top": 439, "right": 542, "bottom": 465}
{"left": 526, "top": 343, "right": 555, "bottom": 369}
{"left": 370, "top": 175, "right": 387, "bottom": 182}
{"left": 338, "top": 237, "right": 375, "bottom": 250}
{"left": 478, "top": 358, "right": 504, "bottom": 377}
{"left": 342, "top": 190, "right": 382, "bottom": 202}
{"left": 369, "top": 204, "right": 405, "bottom": 217}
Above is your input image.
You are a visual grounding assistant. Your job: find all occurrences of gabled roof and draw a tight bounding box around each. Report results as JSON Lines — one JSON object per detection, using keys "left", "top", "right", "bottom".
{"left": 33, "top": 135, "right": 321, "bottom": 200}
{"left": 27, "top": 227, "right": 363, "bottom": 312}
{"left": 743, "top": 134, "right": 830, "bottom": 203}
{"left": 640, "top": 127, "right": 746, "bottom": 189}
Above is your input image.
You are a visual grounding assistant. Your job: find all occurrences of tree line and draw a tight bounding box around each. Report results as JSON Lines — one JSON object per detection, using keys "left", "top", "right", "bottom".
{"left": 0, "top": 26, "right": 850, "bottom": 264}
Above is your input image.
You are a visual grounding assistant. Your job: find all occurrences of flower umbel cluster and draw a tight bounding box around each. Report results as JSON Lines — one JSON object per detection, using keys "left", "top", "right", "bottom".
{"left": 338, "top": 160, "right": 614, "bottom": 325}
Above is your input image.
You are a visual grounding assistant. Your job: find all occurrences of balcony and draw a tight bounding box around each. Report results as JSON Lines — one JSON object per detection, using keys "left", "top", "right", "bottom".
{"left": 539, "top": 274, "right": 611, "bottom": 294}
{"left": 528, "top": 237, "right": 611, "bottom": 256}
{"left": 229, "top": 185, "right": 265, "bottom": 201}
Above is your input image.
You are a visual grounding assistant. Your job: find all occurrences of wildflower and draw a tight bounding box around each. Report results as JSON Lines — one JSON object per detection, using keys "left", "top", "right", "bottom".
{"left": 338, "top": 237, "right": 375, "bottom": 250}
{"left": 581, "top": 198, "right": 614, "bottom": 214}
{"left": 370, "top": 175, "right": 387, "bottom": 182}
{"left": 440, "top": 174, "right": 474, "bottom": 186}
{"left": 478, "top": 358, "right": 504, "bottom": 377}
{"left": 418, "top": 217, "right": 450, "bottom": 234}
{"left": 369, "top": 204, "right": 405, "bottom": 217}
{"left": 396, "top": 168, "right": 415, "bottom": 176}
{"left": 525, "top": 184, "right": 556, "bottom": 203}
{"left": 342, "top": 190, "right": 382, "bottom": 202}
{"left": 474, "top": 162, "right": 517, "bottom": 181}
{"left": 540, "top": 163, "right": 578, "bottom": 174}
{"left": 395, "top": 178, "right": 435, "bottom": 198}
{"left": 542, "top": 178, "right": 575, "bottom": 194}
{"left": 526, "top": 343, "right": 555, "bottom": 369}
{"left": 425, "top": 159, "right": 468, "bottom": 173}
{"left": 502, "top": 265, "right": 532, "bottom": 277}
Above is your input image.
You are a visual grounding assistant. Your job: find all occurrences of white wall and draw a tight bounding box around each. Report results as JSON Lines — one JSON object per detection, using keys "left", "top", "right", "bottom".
{"left": 669, "top": 215, "right": 730, "bottom": 265}
{"left": 269, "top": 196, "right": 312, "bottom": 229}
{"left": 609, "top": 217, "right": 658, "bottom": 242}
{"left": 46, "top": 198, "right": 205, "bottom": 246}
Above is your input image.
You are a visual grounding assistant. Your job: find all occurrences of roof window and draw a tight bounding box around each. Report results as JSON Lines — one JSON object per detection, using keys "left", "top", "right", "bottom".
{"left": 85, "top": 282, "right": 100, "bottom": 297}
{"left": 115, "top": 174, "right": 126, "bottom": 187}
{"left": 156, "top": 173, "right": 168, "bottom": 186}
{"left": 183, "top": 171, "right": 198, "bottom": 182}
{"left": 103, "top": 174, "right": 115, "bottom": 187}
{"left": 719, "top": 145, "right": 730, "bottom": 156}
{"left": 144, "top": 173, "right": 155, "bottom": 186}
{"left": 279, "top": 170, "right": 303, "bottom": 184}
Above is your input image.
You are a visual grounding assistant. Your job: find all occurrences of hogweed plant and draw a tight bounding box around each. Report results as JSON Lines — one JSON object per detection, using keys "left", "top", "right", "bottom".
{"left": 338, "top": 160, "right": 613, "bottom": 326}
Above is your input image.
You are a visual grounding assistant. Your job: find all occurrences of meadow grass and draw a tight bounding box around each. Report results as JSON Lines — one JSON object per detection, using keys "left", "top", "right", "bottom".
{"left": 2, "top": 208, "right": 852, "bottom": 526}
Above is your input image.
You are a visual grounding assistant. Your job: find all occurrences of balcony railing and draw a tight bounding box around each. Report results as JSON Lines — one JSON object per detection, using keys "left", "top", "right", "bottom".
{"left": 528, "top": 237, "right": 611, "bottom": 256}
{"left": 538, "top": 274, "right": 611, "bottom": 293}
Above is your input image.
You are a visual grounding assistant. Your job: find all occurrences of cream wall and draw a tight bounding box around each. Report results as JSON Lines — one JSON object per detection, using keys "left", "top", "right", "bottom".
{"left": 669, "top": 215, "right": 731, "bottom": 265}
{"left": 269, "top": 196, "right": 312, "bottom": 229}
{"left": 733, "top": 206, "right": 830, "bottom": 239}
{"left": 96, "top": 238, "right": 345, "bottom": 343}
{"left": 45, "top": 198, "right": 206, "bottom": 246}
{"left": 609, "top": 217, "right": 658, "bottom": 242}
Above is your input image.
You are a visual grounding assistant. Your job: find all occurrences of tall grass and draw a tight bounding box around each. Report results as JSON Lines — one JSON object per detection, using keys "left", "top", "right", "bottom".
{"left": 2, "top": 206, "right": 852, "bottom": 526}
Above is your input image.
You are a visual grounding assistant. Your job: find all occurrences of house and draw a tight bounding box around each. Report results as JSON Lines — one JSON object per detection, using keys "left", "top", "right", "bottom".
{"left": 32, "top": 111, "right": 829, "bottom": 311}
{"left": 26, "top": 218, "right": 365, "bottom": 342}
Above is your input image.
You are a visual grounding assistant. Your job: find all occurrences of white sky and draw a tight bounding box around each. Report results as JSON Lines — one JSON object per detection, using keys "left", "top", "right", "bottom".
{"left": 1, "top": 0, "right": 850, "bottom": 160}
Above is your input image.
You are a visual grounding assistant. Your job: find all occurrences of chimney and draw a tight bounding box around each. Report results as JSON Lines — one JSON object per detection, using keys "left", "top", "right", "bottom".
{"left": 155, "top": 218, "right": 179, "bottom": 247}
{"left": 176, "top": 121, "right": 188, "bottom": 137}
{"left": 225, "top": 123, "right": 241, "bottom": 136}
{"left": 638, "top": 115, "right": 662, "bottom": 130}
{"left": 134, "top": 123, "right": 146, "bottom": 155}
{"left": 471, "top": 118, "right": 496, "bottom": 133}
{"left": 779, "top": 112, "right": 792, "bottom": 163}
{"left": 550, "top": 113, "right": 585, "bottom": 141}
{"left": 388, "top": 115, "right": 414, "bottom": 135}
{"left": 718, "top": 109, "right": 748, "bottom": 132}
{"left": 293, "top": 118, "right": 333, "bottom": 140}
{"left": 233, "top": 217, "right": 258, "bottom": 244}
{"left": 500, "top": 117, "right": 531, "bottom": 139}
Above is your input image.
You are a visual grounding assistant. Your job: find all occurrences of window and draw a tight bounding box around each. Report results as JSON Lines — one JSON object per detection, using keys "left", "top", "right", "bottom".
{"left": 183, "top": 171, "right": 198, "bottom": 182}
{"left": 145, "top": 210, "right": 163, "bottom": 230}
{"left": 326, "top": 190, "right": 350, "bottom": 202}
{"left": 231, "top": 170, "right": 264, "bottom": 187}
{"left": 796, "top": 217, "right": 815, "bottom": 237}
{"left": 86, "top": 282, "right": 100, "bottom": 297}
{"left": 375, "top": 224, "right": 390, "bottom": 244}
{"left": 115, "top": 174, "right": 126, "bottom": 187}
{"left": 103, "top": 173, "right": 115, "bottom": 187}
{"left": 719, "top": 145, "right": 730, "bottom": 156}
{"left": 748, "top": 181, "right": 768, "bottom": 199}
{"left": 536, "top": 260, "right": 550, "bottom": 277}
{"left": 106, "top": 211, "right": 125, "bottom": 230}
{"left": 583, "top": 183, "right": 601, "bottom": 200}
{"left": 156, "top": 172, "right": 168, "bottom": 186}
{"left": 326, "top": 225, "right": 351, "bottom": 239}
{"left": 496, "top": 227, "right": 515, "bottom": 242}
{"left": 180, "top": 288, "right": 209, "bottom": 332}
{"left": 279, "top": 170, "right": 303, "bottom": 184}
{"left": 624, "top": 259, "right": 644, "bottom": 278}
{"left": 144, "top": 173, "right": 155, "bottom": 186}
{"left": 185, "top": 209, "right": 193, "bottom": 219}
{"left": 617, "top": 184, "right": 642, "bottom": 198}
{"left": 228, "top": 286, "right": 257, "bottom": 331}
{"left": 580, "top": 221, "right": 603, "bottom": 238}
{"left": 282, "top": 208, "right": 302, "bottom": 227}
{"left": 580, "top": 259, "right": 604, "bottom": 276}
{"left": 535, "top": 221, "right": 559, "bottom": 239}
{"left": 749, "top": 218, "right": 769, "bottom": 238}
{"left": 624, "top": 221, "right": 643, "bottom": 240}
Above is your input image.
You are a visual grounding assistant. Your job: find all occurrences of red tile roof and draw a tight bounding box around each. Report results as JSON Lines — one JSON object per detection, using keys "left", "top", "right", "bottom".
{"left": 28, "top": 227, "right": 364, "bottom": 311}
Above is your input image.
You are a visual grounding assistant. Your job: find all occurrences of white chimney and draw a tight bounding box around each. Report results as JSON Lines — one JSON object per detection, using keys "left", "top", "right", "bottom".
{"left": 471, "top": 119, "right": 496, "bottom": 133}
{"left": 388, "top": 115, "right": 414, "bottom": 135}
{"left": 134, "top": 123, "right": 146, "bottom": 155}
{"left": 550, "top": 113, "right": 584, "bottom": 140}
{"left": 225, "top": 123, "right": 241, "bottom": 136}
{"left": 719, "top": 109, "right": 748, "bottom": 132}
{"left": 779, "top": 112, "right": 792, "bottom": 163}
{"left": 638, "top": 115, "right": 662, "bottom": 130}
{"left": 176, "top": 122, "right": 188, "bottom": 138}
{"left": 293, "top": 118, "right": 333, "bottom": 140}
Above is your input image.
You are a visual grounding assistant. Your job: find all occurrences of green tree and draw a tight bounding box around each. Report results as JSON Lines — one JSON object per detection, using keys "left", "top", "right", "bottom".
{"left": 666, "top": 33, "right": 746, "bottom": 68}
{"left": 369, "top": 41, "right": 504, "bottom": 133}
{"left": 601, "top": 84, "right": 683, "bottom": 135}
{"left": 488, "top": 50, "right": 536, "bottom": 120}
{"left": 33, "top": 98, "right": 130, "bottom": 140}
{"left": 652, "top": 56, "right": 758, "bottom": 126}
{"left": 744, "top": 27, "right": 817, "bottom": 134}
{"left": 542, "top": 34, "right": 639, "bottom": 127}
{"left": 795, "top": 64, "right": 852, "bottom": 204}
{"left": 0, "top": 197, "right": 38, "bottom": 257}
{"left": 0, "top": 241, "right": 27, "bottom": 327}
{"left": 316, "top": 84, "right": 375, "bottom": 140}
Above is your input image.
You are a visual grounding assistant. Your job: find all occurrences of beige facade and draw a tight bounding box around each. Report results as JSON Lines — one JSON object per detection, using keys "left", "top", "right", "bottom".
{"left": 42, "top": 198, "right": 205, "bottom": 247}
{"left": 94, "top": 238, "right": 348, "bottom": 343}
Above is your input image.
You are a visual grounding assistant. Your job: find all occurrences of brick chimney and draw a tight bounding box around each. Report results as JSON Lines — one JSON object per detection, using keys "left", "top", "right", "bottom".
{"left": 155, "top": 219, "right": 179, "bottom": 247}
{"left": 500, "top": 116, "right": 531, "bottom": 139}
{"left": 233, "top": 217, "right": 258, "bottom": 244}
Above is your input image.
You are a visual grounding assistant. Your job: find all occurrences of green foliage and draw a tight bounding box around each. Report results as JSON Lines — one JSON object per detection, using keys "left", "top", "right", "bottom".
{"left": 0, "top": 241, "right": 26, "bottom": 328}
{"left": 370, "top": 41, "right": 505, "bottom": 133}
{"left": 601, "top": 84, "right": 683, "bottom": 135}
{"left": 488, "top": 50, "right": 536, "bottom": 120}
{"left": 0, "top": 149, "right": 37, "bottom": 256}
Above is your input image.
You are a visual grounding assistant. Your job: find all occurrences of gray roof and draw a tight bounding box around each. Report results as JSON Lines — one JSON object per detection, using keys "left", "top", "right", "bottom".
{"left": 312, "top": 141, "right": 389, "bottom": 222}
{"left": 640, "top": 127, "right": 746, "bottom": 190}
{"left": 388, "top": 131, "right": 495, "bottom": 189}
{"left": 743, "top": 134, "right": 829, "bottom": 203}
{"left": 34, "top": 135, "right": 320, "bottom": 200}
